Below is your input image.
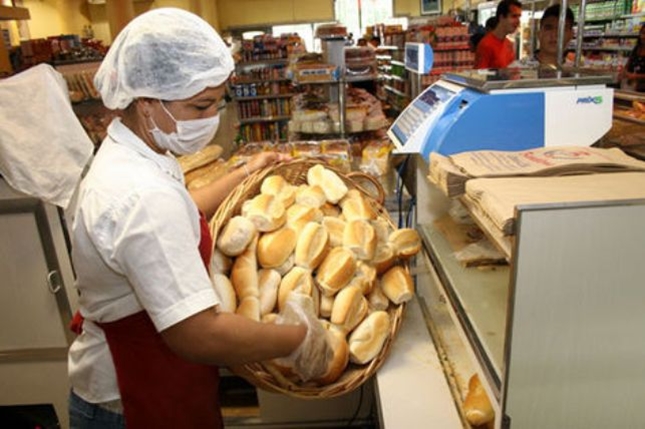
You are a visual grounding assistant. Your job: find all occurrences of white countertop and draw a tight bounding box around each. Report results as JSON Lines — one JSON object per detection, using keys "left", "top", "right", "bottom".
{"left": 375, "top": 296, "right": 463, "bottom": 429}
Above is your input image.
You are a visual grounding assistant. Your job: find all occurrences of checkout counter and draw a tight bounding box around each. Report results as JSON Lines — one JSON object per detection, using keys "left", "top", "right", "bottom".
{"left": 375, "top": 69, "right": 645, "bottom": 428}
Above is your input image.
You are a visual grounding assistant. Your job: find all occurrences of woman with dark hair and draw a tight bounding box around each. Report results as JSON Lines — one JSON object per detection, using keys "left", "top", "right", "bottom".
{"left": 624, "top": 23, "right": 645, "bottom": 92}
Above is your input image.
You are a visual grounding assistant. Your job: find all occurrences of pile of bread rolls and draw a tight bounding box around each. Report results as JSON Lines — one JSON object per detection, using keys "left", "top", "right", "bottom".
{"left": 210, "top": 163, "right": 421, "bottom": 386}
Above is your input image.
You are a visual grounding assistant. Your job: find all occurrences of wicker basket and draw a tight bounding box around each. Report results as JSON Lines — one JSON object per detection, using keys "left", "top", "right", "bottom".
{"left": 209, "top": 158, "right": 406, "bottom": 398}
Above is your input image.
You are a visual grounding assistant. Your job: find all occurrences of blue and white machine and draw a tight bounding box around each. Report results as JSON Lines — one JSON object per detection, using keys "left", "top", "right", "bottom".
{"left": 388, "top": 68, "right": 615, "bottom": 160}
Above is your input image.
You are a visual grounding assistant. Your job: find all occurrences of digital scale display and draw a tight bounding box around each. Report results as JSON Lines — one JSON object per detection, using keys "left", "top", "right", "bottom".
{"left": 389, "top": 83, "right": 456, "bottom": 149}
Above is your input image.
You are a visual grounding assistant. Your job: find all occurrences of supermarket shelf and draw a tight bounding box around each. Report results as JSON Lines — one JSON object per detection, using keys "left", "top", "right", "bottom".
{"left": 390, "top": 60, "right": 406, "bottom": 67}
{"left": 234, "top": 78, "right": 290, "bottom": 84}
{"left": 236, "top": 58, "right": 289, "bottom": 67}
{"left": 384, "top": 85, "right": 408, "bottom": 98}
{"left": 388, "top": 74, "right": 407, "bottom": 82}
{"left": 239, "top": 115, "right": 291, "bottom": 124}
{"left": 581, "top": 32, "right": 639, "bottom": 38}
{"left": 233, "top": 93, "right": 295, "bottom": 101}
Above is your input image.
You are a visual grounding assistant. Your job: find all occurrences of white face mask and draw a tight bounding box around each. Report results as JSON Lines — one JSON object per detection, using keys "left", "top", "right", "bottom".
{"left": 149, "top": 101, "right": 220, "bottom": 155}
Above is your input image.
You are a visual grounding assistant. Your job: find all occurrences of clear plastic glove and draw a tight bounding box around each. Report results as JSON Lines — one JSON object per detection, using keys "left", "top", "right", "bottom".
{"left": 274, "top": 293, "right": 333, "bottom": 382}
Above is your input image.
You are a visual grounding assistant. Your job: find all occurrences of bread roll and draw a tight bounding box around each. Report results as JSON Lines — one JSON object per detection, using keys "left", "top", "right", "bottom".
{"left": 278, "top": 266, "right": 315, "bottom": 311}
{"left": 210, "top": 248, "right": 232, "bottom": 275}
{"left": 340, "top": 194, "right": 376, "bottom": 222}
{"left": 286, "top": 204, "right": 323, "bottom": 235}
{"left": 343, "top": 219, "right": 377, "bottom": 261}
{"left": 295, "top": 222, "right": 329, "bottom": 270}
{"left": 216, "top": 215, "right": 257, "bottom": 257}
{"left": 261, "top": 175, "right": 296, "bottom": 208}
{"left": 320, "top": 202, "right": 341, "bottom": 217}
{"left": 275, "top": 253, "right": 295, "bottom": 276}
{"left": 319, "top": 293, "right": 335, "bottom": 319}
{"left": 370, "top": 218, "right": 392, "bottom": 244}
{"left": 230, "top": 236, "right": 259, "bottom": 300}
{"left": 347, "top": 262, "right": 377, "bottom": 295}
{"left": 330, "top": 285, "right": 368, "bottom": 334}
{"left": 258, "top": 269, "right": 281, "bottom": 315}
{"left": 464, "top": 374, "right": 495, "bottom": 427}
{"left": 257, "top": 227, "right": 297, "bottom": 268}
{"left": 315, "top": 328, "right": 349, "bottom": 385}
{"left": 381, "top": 265, "right": 414, "bottom": 304}
{"left": 372, "top": 243, "right": 396, "bottom": 275}
{"left": 367, "top": 284, "right": 389, "bottom": 311}
{"left": 211, "top": 273, "right": 236, "bottom": 313}
{"left": 178, "top": 144, "right": 223, "bottom": 174}
{"left": 236, "top": 296, "right": 260, "bottom": 321}
{"left": 348, "top": 310, "right": 390, "bottom": 364}
{"left": 316, "top": 247, "right": 357, "bottom": 297}
{"left": 306, "top": 164, "right": 348, "bottom": 204}
{"left": 388, "top": 228, "right": 421, "bottom": 259}
{"left": 295, "top": 184, "right": 327, "bottom": 208}
{"left": 322, "top": 216, "right": 346, "bottom": 248}
{"left": 261, "top": 313, "right": 279, "bottom": 324}
{"left": 241, "top": 194, "right": 286, "bottom": 232}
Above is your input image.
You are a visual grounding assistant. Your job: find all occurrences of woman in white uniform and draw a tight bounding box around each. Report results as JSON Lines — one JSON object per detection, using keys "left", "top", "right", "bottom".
{"left": 68, "top": 8, "right": 330, "bottom": 429}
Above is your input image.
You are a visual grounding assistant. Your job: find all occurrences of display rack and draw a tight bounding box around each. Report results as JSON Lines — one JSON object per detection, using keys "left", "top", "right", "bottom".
{"left": 569, "top": 1, "right": 643, "bottom": 68}
{"left": 377, "top": 47, "right": 410, "bottom": 115}
{"left": 289, "top": 36, "right": 386, "bottom": 141}
{"left": 55, "top": 61, "right": 115, "bottom": 147}
{"left": 230, "top": 58, "right": 292, "bottom": 143}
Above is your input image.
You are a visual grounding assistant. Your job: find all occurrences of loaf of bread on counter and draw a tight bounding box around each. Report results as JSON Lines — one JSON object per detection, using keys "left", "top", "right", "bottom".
{"left": 464, "top": 374, "right": 495, "bottom": 427}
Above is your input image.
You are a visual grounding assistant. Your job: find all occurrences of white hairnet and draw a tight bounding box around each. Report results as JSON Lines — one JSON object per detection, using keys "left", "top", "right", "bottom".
{"left": 95, "top": 8, "right": 235, "bottom": 110}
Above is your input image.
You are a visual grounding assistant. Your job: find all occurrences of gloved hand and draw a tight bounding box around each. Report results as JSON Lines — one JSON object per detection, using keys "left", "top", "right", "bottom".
{"left": 274, "top": 292, "right": 333, "bottom": 382}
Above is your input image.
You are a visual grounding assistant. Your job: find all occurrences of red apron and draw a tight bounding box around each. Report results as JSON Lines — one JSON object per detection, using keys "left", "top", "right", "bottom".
{"left": 73, "top": 213, "right": 223, "bottom": 428}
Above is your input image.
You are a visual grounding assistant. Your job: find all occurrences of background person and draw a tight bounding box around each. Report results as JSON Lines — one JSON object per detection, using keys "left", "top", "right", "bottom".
{"left": 534, "top": 4, "right": 575, "bottom": 67}
{"left": 68, "top": 8, "right": 331, "bottom": 429}
{"left": 474, "top": 0, "right": 523, "bottom": 69}
{"left": 623, "top": 23, "right": 645, "bottom": 92}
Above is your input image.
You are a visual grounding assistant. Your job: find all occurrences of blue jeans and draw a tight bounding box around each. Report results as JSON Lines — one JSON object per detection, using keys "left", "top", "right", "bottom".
{"left": 69, "top": 391, "right": 125, "bottom": 429}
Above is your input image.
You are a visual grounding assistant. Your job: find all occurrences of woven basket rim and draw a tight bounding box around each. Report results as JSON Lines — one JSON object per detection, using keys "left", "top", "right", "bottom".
{"left": 210, "top": 158, "right": 408, "bottom": 398}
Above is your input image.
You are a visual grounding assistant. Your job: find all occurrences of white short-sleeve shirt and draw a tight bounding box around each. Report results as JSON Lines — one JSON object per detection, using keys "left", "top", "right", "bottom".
{"left": 68, "top": 119, "right": 219, "bottom": 403}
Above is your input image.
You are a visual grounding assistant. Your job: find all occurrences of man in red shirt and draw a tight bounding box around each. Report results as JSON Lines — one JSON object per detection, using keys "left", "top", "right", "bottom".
{"left": 474, "top": 0, "right": 522, "bottom": 69}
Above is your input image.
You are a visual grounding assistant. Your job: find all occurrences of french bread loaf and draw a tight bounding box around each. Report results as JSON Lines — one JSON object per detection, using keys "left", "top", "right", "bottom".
{"left": 316, "top": 247, "right": 357, "bottom": 297}
{"left": 322, "top": 216, "right": 346, "bottom": 247}
{"left": 211, "top": 273, "right": 237, "bottom": 313}
{"left": 286, "top": 204, "right": 323, "bottom": 235}
{"left": 216, "top": 215, "right": 257, "bottom": 257}
{"left": 306, "top": 164, "right": 348, "bottom": 204}
{"left": 257, "top": 227, "right": 297, "bottom": 268}
{"left": 381, "top": 265, "right": 414, "bottom": 305}
{"left": 340, "top": 194, "right": 376, "bottom": 222}
{"left": 295, "top": 222, "right": 329, "bottom": 270}
{"left": 464, "top": 374, "right": 495, "bottom": 427}
{"left": 230, "top": 236, "right": 259, "bottom": 300}
{"left": 261, "top": 175, "right": 296, "bottom": 208}
{"left": 241, "top": 194, "right": 286, "bottom": 232}
{"left": 343, "top": 219, "right": 377, "bottom": 261}
{"left": 315, "top": 328, "right": 349, "bottom": 385}
{"left": 236, "top": 296, "right": 261, "bottom": 321}
{"left": 278, "top": 266, "right": 315, "bottom": 311}
{"left": 348, "top": 310, "right": 390, "bottom": 364}
{"left": 295, "top": 184, "right": 327, "bottom": 208}
{"left": 258, "top": 269, "right": 281, "bottom": 316}
{"left": 210, "top": 248, "right": 232, "bottom": 275}
{"left": 388, "top": 228, "right": 421, "bottom": 259}
{"left": 367, "top": 284, "right": 389, "bottom": 311}
{"left": 330, "top": 285, "right": 368, "bottom": 334}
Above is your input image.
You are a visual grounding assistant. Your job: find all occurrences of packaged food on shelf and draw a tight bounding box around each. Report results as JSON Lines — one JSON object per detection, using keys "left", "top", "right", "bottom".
{"left": 360, "top": 139, "right": 393, "bottom": 177}
{"left": 315, "top": 24, "right": 348, "bottom": 39}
